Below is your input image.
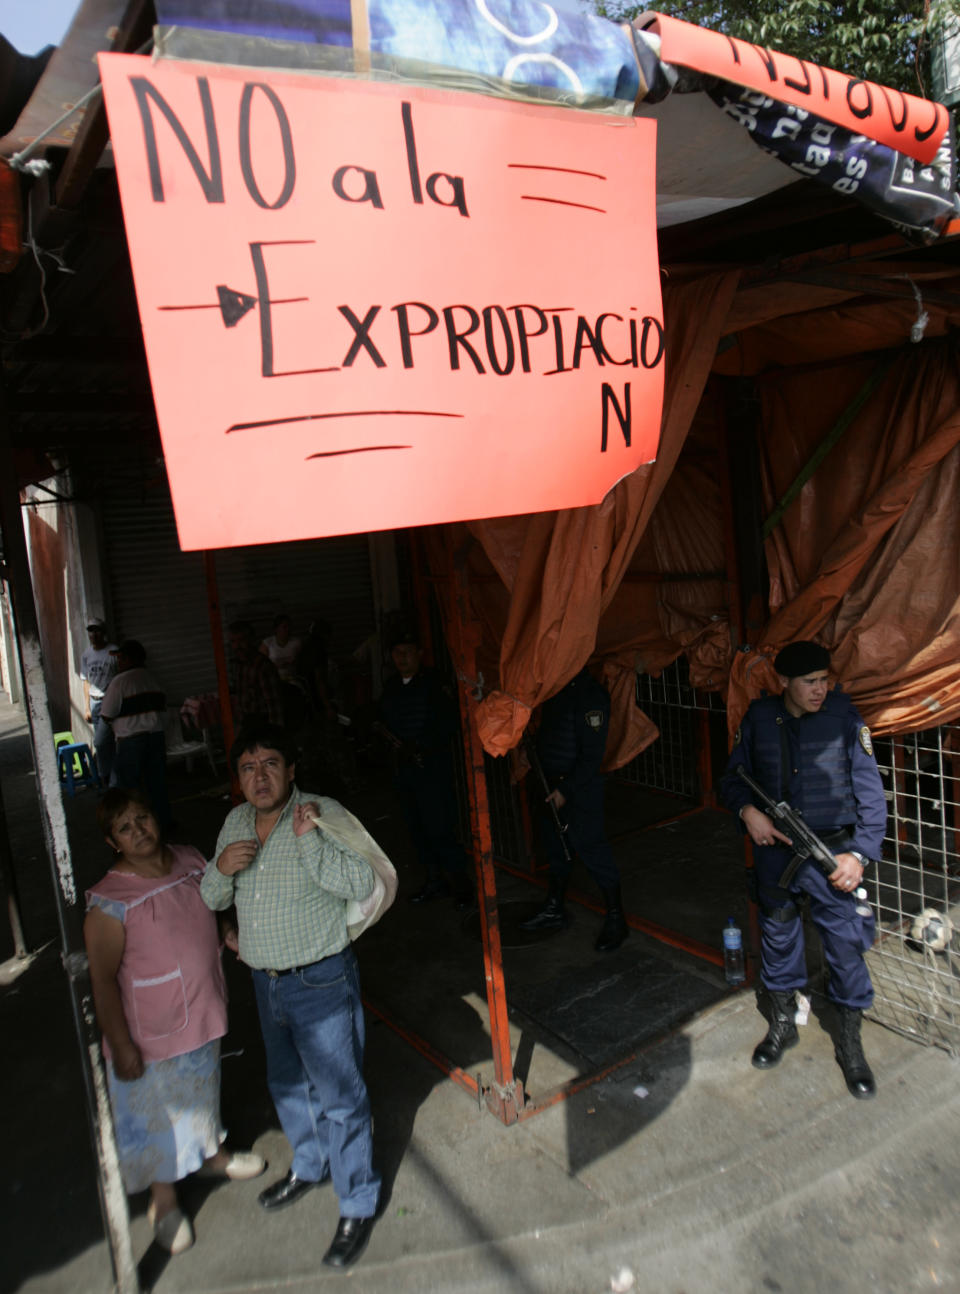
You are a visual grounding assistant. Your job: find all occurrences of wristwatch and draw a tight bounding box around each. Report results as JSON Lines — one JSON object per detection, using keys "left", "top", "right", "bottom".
{"left": 849, "top": 850, "right": 867, "bottom": 866}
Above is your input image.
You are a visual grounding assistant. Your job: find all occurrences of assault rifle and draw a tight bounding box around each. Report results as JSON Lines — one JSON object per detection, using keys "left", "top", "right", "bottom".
{"left": 371, "top": 720, "right": 423, "bottom": 767}
{"left": 736, "top": 766, "right": 850, "bottom": 889}
{"left": 525, "top": 738, "right": 573, "bottom": 865}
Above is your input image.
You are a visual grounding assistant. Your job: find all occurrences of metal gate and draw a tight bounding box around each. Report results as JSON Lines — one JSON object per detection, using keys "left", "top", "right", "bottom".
{"left": 867, "top": 727, "right": 960, "bottom": 1055}
{"left": 622, "top": 663, "right": 960, "bottom": 1057}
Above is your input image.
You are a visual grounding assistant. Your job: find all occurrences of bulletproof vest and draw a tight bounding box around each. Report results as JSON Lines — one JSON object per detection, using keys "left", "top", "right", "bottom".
{"left": 537, "top": 673, "right": 609, "bottom": 776}
{"left": 749, "top": 693, "right": 857, "bottom": 831}
{"left": 380, "top": 671, "right": 442, "bottom": 746}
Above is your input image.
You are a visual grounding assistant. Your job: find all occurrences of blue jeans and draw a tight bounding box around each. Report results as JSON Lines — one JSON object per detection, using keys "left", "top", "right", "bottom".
{"left": 252, "top": 947, "right": 380, "bottom": 1218}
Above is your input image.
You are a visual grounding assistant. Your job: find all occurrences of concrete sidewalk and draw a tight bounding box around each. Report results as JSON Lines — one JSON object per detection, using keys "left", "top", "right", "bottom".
{"left": 10, "top": 954, "right": 960, "bottom": 1294}
{"left": 3, "top": 691, "right": 960, "bottom": 1294}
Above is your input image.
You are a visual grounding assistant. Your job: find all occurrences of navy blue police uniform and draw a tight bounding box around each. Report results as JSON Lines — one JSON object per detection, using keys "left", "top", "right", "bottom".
{"left": 379, "top": 664, "right": 470, "bottom": 899}
{"left": 536, "top": 669, "right": 619, "bottom": 891}
{"left": 721, "top": 688, "right": 886, "bottom": 1008}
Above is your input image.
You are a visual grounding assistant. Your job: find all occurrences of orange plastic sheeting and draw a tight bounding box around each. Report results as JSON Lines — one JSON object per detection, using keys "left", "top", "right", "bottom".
{"left": 727, "top": 336, "right": 960, "bottom": 739}
{"left": 100, "top": 54, "right": 663, "bottom": 549}
{"left": 714, "top": 291, "right": 960, "bottom": 377}
{"left": 719, "top": 263, "right": 960, "bottom": 352}
{"left": 595, "top": 389, "right": 731, "bottom": 700}
{"left": 637, "top": 12, "right": 950, "bottom": 164}
{"left": 471, "top": 268, "right": 740, "bottom": 763}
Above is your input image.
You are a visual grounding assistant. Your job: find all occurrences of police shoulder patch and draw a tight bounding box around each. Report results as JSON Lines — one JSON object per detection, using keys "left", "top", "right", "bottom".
{"left": 585, "top": 710, "right": 604, "bottom": 730}
{"left": 859, "top": 726, "right": 874, "bottom": 756}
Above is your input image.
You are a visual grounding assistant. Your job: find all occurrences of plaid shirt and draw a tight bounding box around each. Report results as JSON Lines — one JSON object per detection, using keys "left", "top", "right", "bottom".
{"left": 201, "top": 787, "right": 374, "bottom": 970}
{"left": 231, "top": 653, "right": 284, "bottom": 726}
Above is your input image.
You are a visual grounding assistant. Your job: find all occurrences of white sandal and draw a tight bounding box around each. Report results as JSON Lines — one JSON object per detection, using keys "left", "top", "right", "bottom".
{"left": 196, "top": 1150, "right": 267, "bottom": 1181}
{"left": 147, "top": 1202, "right": 195, "bottom": 1255}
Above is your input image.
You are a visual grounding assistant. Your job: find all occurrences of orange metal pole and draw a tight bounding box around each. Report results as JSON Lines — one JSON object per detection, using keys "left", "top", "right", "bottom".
{"left": 696, "top": 708, "right": 716, "bottom": 809}
{"left": 447, "top": 537, "right": 523, "bottom": 1123}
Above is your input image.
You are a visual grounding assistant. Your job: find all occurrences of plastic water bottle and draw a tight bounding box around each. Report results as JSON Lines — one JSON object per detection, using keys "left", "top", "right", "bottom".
{"left": 723, "top": 917, "right": 745, "bottom": 985}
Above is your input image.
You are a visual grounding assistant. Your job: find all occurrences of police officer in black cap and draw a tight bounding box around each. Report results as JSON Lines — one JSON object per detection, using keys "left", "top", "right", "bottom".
{"left": 520, "top": 667, "right": 628, "bottom": 952}
{"left": 378, "top": 631, "right": 473, "bottom": 909}
{"left": 721, "top": 640, "right": 887, "bottom": 1098}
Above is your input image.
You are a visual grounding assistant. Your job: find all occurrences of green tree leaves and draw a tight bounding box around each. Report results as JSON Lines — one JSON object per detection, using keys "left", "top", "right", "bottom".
{"left": 594, "top": 0, "right": 960, "bottom": 95}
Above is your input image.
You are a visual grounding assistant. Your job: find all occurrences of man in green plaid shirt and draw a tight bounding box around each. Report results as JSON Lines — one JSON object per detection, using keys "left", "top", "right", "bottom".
{"left": 202, "top": 723, "right": 380, "bottom": 1270}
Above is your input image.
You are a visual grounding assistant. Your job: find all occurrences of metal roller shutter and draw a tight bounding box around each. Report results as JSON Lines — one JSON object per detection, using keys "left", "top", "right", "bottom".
{"left": 100, "top": 466, "right": 376, "bottom": 705}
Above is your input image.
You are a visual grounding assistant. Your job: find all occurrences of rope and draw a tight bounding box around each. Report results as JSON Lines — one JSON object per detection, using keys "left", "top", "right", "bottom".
{"left": 8, "top": 83, "right": 104, "bottom": 175}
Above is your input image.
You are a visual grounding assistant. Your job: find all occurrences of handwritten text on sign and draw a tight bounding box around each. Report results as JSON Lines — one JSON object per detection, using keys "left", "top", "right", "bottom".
{"left": 98, "top": 55, "right": 663, "bottom": 550}
{"left": 639, "top": 11, "right": 949, "bottom": 165}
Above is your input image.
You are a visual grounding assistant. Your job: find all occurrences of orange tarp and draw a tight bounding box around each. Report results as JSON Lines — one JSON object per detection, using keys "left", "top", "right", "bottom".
{"left": 443, "top": 255, "right": 960, "bottom": 765}
{"left": 729, "top": 332, "right": 960, "bottom": 738}
{"left": 463, "top": 268, "right": 740, "bottom": 766}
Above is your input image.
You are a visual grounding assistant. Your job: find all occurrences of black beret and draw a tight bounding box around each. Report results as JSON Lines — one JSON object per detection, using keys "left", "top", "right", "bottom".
{"left": 774, "top": 641, "right": 830, "bottom": 678}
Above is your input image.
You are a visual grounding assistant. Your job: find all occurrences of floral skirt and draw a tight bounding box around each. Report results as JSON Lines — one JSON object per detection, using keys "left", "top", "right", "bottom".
{"left": 107, "top": 1040, "right": 224, "bottom": 1193}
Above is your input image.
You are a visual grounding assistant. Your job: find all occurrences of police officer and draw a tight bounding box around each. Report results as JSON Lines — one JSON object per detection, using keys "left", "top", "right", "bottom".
{"left": 720, "top": 641, "right": 887, "bottom": 1098}
{"left": 520, "top": 667, "right": 628, "bottom": 953}
{"left": 378, "top": 632, "right": 473, "bottom": 909}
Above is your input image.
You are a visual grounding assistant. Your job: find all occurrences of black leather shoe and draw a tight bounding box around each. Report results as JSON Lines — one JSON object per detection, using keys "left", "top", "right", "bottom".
{"left": 258, "top": 1170, "right": 321, "bottom": 1211}
{"left": 595, "top": 907, "right": 628, "bottom": 952}
{"left": 322, "top": 1215, "right": 375, "bottom": 1269}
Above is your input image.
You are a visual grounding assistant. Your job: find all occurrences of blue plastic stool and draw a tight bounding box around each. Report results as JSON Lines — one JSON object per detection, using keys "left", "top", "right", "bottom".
{"left": 57, "top": 743, "right": 102, "bottom": 795}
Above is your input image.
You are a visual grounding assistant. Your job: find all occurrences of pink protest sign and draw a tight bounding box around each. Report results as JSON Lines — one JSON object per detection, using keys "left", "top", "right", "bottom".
{"left": 100, "top": 54, "right": 663, "bottom": 549}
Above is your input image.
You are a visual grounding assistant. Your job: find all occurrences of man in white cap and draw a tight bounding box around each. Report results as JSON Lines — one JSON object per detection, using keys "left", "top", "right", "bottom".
{"left": 80, "top": 617, "right": 118, "bottom": 785}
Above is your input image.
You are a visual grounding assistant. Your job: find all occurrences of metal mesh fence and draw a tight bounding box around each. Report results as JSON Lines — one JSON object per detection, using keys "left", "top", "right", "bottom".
{"left": 619, "top": 658, "right": 724, "bottom": 799}
{"left": 620, "top": 669, "right": 960, "bottom": 1057}
{"left": 485, "top": 751, "right": 530, "bottom": 867}
{"left": 475, "top": 651, "right": 960, "bottom": 1057}
{"left": 865, "top": 729, "right": 960, "bottom": 1054}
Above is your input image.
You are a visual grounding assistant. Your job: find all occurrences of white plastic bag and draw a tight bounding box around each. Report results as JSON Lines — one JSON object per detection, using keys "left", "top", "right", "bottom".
{"left": 306, "top": 799, "right": 397, "bottom": 939}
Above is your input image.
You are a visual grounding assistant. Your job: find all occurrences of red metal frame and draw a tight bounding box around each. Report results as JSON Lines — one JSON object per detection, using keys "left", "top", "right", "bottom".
{"left": 445, "top": 536, "right": 524, "bottom": 1122}
{"left": 373, "top": 533, "right": 742, "bottom": 1124}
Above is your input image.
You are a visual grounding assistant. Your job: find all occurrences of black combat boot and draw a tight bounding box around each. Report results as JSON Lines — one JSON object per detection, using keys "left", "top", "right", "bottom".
{"left": 595, "top": 886, "right": 629, "bottom": 952}
{"left": 834, "top": 1006, "right": 876, "bottom": 1099}
{"left": 519, "top": 878, "right": 568, "bottom": 932}
{"left": 751, "top": 990, "right": 799, "bottom": 1069}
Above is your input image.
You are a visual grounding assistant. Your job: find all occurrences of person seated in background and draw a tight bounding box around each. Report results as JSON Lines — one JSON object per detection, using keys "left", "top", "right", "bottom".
{"left": 79, "top": 616, "right": 117, "bottom": 786}
{"left": 99, "top": 639, "right": 172, "bottom": 831}
{"left": 260, "top": 614, "right": 303, "bottom": 683}
{"left": 229, "top": 620, "right": 284, "bottom": 729}
{"left": 84, "top": 789, "right": 265, "bottom": 1256}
